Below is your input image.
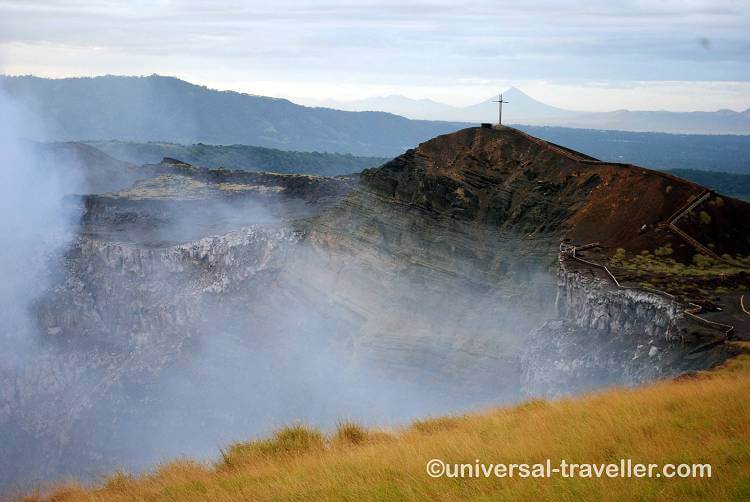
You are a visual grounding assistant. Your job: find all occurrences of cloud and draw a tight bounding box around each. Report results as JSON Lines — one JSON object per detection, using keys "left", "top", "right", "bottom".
{"left": 0, "top": 0, "right": 748, "bottom": 110}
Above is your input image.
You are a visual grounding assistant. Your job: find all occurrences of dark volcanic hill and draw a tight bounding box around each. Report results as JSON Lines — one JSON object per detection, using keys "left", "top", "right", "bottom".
{"left": 356, "top": 126, "right": 745, "bottom": 264}
{"left": 366, "top": 126, "right": 750, "bottom": 255}
{"left": 0, "top": 74, "right": 466, "bottom": 156}
{"left": 1, "top": 126, "right": 748, "bottom": 491}
{"left": 36, "top": 141, "right": 147, "bottom": 193}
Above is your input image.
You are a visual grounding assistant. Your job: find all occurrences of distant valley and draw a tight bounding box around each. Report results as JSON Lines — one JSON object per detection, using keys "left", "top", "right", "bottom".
{"left": 514, "top": 126, "right": 750, "bottom": 174}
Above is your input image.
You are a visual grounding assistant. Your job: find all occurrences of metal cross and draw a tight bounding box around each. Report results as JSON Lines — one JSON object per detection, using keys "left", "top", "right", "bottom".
{"left": 492, "top": 93, "right": 509, "bottom": 125}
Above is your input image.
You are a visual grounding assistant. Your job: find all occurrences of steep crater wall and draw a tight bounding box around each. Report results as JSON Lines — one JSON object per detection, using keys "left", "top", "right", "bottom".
{"left": 521, "top": 258, "right": 736, "bottom": 397}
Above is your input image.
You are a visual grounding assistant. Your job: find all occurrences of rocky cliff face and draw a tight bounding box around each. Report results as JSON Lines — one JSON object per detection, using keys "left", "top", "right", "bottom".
{"left": 556, "top": 263, "right": 683, "bottom": 340}
{"left": 39, "top": 227, "right": 298, "bottom": 345}
{"left": 520, "top": 258, "right": 736, "bottom": 397}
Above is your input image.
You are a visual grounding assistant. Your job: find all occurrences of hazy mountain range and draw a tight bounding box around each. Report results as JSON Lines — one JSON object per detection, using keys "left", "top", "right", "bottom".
{"left": 3, "top": 76, "right": 749, "bottom": 162}
{"left": 313, "top": 87, "right": 750, "bottom": 135}
{"left": 0, "top": 75, "right": 466, "bottom": 157}
{"left": 310, "top": 87, "right": 575, "bottom": 124}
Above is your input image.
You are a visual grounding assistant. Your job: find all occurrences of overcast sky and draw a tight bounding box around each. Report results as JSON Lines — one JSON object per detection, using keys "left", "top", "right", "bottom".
{"left": 1, "top": 0, "right": 749, "bottom": 111}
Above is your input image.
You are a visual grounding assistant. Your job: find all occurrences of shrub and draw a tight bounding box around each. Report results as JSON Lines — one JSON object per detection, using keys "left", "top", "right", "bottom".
{"left": 654, "top": 245, "right": 673, "bottom": 257}
{"left": 611, "top": 248, "right": 626, "bottom": 263}
{"left": 692, "top": 254, "right": 715, "bottom": 268}
{"left": 709, "top": 196, "right": 724, "bottom": 207}
{"left": 699, "top": 211, "right": 712, "bottom": 224}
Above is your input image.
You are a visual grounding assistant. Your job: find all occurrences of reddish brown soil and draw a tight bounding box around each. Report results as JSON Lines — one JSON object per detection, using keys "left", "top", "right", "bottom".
{"left": 364, "top": 125, "right": 750, "bottom": 264}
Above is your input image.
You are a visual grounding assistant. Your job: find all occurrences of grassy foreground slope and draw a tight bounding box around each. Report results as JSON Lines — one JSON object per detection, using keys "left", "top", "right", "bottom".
{"left": 33, "top": 346, "right": 750, "bottom": 501}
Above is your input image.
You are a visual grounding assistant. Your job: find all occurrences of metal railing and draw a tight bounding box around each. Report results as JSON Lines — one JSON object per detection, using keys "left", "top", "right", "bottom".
{"left": 560, "top": 242, "right": 735, "bottom": 341}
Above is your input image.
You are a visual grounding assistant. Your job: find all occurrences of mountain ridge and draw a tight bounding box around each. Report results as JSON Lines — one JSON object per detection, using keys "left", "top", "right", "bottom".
{"left": 5, "top": 74, "right": 749, "bottom": 162}
{"left": 0, "top": 74, "right": 468, "bottom": 157}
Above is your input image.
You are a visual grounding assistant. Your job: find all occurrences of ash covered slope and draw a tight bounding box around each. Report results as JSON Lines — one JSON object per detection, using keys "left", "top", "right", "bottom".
{"left": 2, "top": 126, "right": 748, "bottom": 491}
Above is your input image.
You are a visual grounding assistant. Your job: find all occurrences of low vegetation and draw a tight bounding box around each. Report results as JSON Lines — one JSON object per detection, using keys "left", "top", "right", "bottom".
{"left": 26, "top": 345, "right": 750, "bottom": 501}
{"left": 609, "top": 246, "right": 750, "bottom": 298}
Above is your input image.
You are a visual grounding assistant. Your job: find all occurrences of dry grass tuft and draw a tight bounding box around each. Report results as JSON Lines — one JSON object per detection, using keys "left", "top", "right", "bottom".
{"left": 219, "top": 424, "right": 325, "bottom": 470}
{"left": 334, "top": 421, "right": 368, "bottom": 446}
{"left": 410, "top": 415, "right": 463, "bottom": 434}
{"left": 102, "top": 471, "right": 135, "bottom": 492}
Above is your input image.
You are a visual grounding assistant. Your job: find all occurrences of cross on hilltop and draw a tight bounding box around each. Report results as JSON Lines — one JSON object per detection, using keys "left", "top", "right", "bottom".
{"left": 493, "top": 93, "right": 509, "bottom": 125}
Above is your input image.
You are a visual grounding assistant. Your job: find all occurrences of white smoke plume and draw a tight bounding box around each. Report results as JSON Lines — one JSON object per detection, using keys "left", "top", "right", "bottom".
{"left": 0, "top": 86, "right": 83, "bottom": 366}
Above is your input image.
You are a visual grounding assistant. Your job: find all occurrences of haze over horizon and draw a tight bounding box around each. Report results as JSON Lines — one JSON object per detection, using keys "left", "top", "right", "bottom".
{"left": 1, "top": 1, "right": 749, "bottom": 113}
